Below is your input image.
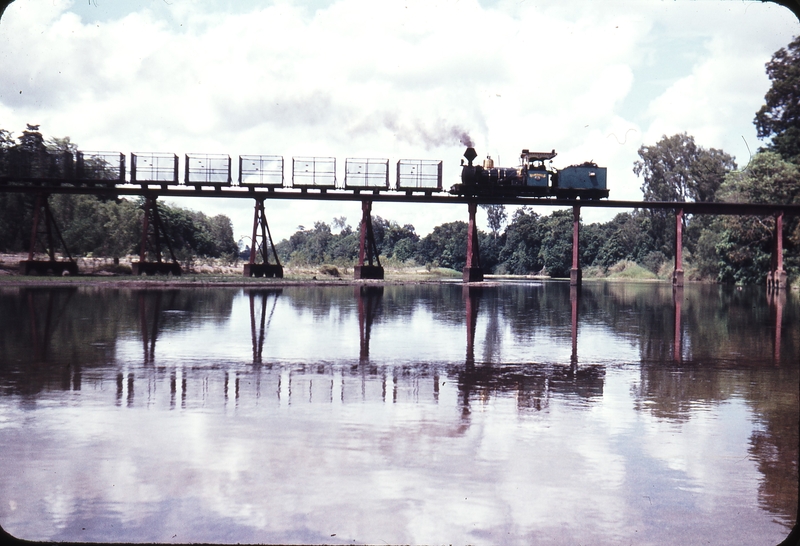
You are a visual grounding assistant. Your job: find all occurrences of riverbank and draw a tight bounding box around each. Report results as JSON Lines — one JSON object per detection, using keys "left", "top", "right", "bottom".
{"left": 0, "top": 253, "right": 795, "bottom": 289}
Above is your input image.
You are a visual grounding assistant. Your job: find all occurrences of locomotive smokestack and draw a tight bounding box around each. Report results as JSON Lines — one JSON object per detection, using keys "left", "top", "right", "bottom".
{"left": 464, "top": 147, "right": 477, "bottom": 167}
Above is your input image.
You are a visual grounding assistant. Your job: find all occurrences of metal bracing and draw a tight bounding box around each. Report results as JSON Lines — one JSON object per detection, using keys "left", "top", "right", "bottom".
{"left": 354, "top": 200, "right": 384, "bottom": 280}
{"left": 243, "top": 198, "right": 283, "bottom": 278}
{"left": 359, "top": 200, "right": 381, "bottom": 268}
{"left": 20, "top": 192, "right": 78, "bottom": 275}
{"left": 132, "top": 196, "right": 181, "bottom": 275}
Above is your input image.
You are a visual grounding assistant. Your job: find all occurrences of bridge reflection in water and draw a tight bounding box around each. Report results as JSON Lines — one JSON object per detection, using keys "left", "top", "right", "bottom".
{"left": 103, "top": 285, "right": 617, "bottom": 415}
{"left": 0, "top": 283, "right": 796, "bottom": 544}
{"left": 16, "top": 283, "right": 792, "bottom": 411}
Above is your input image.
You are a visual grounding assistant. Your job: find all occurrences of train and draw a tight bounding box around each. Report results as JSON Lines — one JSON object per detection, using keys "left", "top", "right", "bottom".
{"left": 450, "top": 146, "right": 609, "bottom": 199}
{"left": 0, "top": 145, "right": 609, "bottom": 199}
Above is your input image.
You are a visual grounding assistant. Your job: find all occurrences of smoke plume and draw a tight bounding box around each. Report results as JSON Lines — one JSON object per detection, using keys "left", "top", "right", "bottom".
{"left": 349, "top": 112, "right": 474, "bottom": 151}
{"left": 455, "top": 129, "right": 474, "bottom": 148}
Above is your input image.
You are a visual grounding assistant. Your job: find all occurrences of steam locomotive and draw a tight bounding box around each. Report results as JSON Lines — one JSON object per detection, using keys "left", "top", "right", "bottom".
{"left": 450, "top": 146, "right": 609, "bottom": 199}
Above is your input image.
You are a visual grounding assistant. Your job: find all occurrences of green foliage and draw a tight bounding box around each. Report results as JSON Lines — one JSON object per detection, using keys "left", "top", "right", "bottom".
{"left": 415, "top": 221, "right": 468, "bottom": 270}
{"left": 634, "top": 133, "right": 736, "bottom": 203}
{"left": 372, "top": 216, "right": 419, "bottom": 260}
{"left": 276, "top": 215, "right": 420, "bottom": 267}
{"left": 583, "top": 212, "right": 658, "bottom": 270}
{"left": 43, "top": 194, "right": 239, "bottom": 262}
{"left": 713, "top": 152, "right": 800, "bottom": 284}
{"left": 481, "top": 204, "right": 507, "bottom": 238}
{"left": 538, "top": 210, "right": 574, "bottom": 277}
{"left": 478, "top": 231, "right": 503, "bottom": 272}
{"left": 157, "top": 206, "right": 238, "bottom": 262}
{"left": 0, "top": 193, "right": 35, "bottom": 252}
{"left": 605, "top": 260, "right": 659, "bottom": 280}
{"left": 496, "top": 208, "right": 544, "bottom": 274}
{"left": 633, "top": 133, "right": 737, "bottom": 262}
{"left": 755, "top": 35, "right": 800, "bottom": 163}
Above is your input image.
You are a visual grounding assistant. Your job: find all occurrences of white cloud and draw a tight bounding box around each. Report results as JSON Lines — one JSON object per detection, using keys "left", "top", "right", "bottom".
{"left": 0, "top": 0, "right": 796, "bottom": 236}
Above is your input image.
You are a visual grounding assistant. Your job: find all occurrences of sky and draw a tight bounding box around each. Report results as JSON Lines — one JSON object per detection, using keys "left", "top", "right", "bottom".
{"left": 0, "top": 0, "right": 797, "bottom": 244}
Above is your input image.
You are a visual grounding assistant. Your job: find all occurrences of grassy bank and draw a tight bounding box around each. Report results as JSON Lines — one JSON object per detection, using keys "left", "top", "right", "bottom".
{"left": 1, "top": 253, "right": 795, "bottom": 289}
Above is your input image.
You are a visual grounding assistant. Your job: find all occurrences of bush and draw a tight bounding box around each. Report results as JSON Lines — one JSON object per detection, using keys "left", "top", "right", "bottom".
{"left": 319, "top": 264, "right": 341, "bottom": 277}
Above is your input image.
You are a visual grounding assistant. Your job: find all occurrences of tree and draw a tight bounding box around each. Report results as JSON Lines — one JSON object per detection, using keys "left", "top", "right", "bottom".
{"left": 481, "top": 204, "right": 507, "bottom": 239}
{"left": 634, "top": 133, "right": 736, "bottom": 203}
{"left": 497, "top": 207, "right": 544, "bottom": 275}
{"left": 633, "top": 133, "right": 737, "bottom": 262}
{"left": 585, "top": 212, "right": 659, "bottom": 271}
{"left": 538, "top": 210, "right": 574, "bottom": 278}
{"left": 414, "top": 221, "right": 469, "bottom": 270}
{"left": 755, "top": 35, "right": 800, "bottom": 163}
{"left": 378, "top": 218, "right": 418, "bottom": 260}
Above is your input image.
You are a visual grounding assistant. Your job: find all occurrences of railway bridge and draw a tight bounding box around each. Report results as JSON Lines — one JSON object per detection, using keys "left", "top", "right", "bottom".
{"left": 1, "top": 150, "right": 797, "bottom": 288}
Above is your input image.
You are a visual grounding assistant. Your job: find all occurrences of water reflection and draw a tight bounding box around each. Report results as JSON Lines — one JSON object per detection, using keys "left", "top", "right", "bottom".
{"left": 0, "top": 283, "right": 796, "bottom": 544}
{"left": 356, "top": 286, "right": 383, "bottom": 363}
{"left": 248, "top": 289, "right": 281, "bottom": 364}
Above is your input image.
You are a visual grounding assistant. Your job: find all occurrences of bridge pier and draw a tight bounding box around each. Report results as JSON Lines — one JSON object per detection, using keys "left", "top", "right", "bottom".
{"left": 132, "top": 196, "right": 182, "bottom": 276}
{"left": 354, "top": 200, "right": 384, "bottom": 280}
{"left": 244, "top": 198, "right": 283, "bottom": 278}
{"left": 767, "top": 211, "right": 787, "bottom": 291}
{"left": 570, "top": 205, "right": 582, "bottom": 286}
{"left": 20, "top": 192, "right": 78, "bottom": 276}
{"left": 673, "top": 208, "right": 684, "bottom": 287}
{"left": 463, "top": 202, "right": 483, "bottom": 282}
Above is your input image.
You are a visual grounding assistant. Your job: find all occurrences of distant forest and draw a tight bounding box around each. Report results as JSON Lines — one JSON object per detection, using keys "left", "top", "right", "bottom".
{"left": 0, "top": 36, "right": 797, "bottom": 285}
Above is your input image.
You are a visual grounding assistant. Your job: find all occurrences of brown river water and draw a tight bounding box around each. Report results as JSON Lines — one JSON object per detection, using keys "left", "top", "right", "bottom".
{"left": 0, "top": 281, "right": 797, "bottom": 545}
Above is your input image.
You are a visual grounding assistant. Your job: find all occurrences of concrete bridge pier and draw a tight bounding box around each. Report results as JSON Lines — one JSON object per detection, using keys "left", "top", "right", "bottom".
{"left": 463, "top": 202, "right": 483, "bottom": 282}
{"left": 673, "top": 208, "right": 684, "bottom": 287}
{"left": 570, "top": 205, "right": 582, "bottom": 286}
{"left": 767, "top": 211, "right": 787, "bottom": 291}
{"left": 354, "top": 200, "right": 384, "bottom": 280}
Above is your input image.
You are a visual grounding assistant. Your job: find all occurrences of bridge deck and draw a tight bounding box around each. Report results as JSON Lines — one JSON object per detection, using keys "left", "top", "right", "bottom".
{"left": 1, "top": 182, "right": 798, "bottom": 216}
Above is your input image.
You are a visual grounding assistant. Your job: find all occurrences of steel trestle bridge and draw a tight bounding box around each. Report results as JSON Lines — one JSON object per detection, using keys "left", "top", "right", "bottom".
{"left": 1, "top": 149, "right": 797, "bottom": 288}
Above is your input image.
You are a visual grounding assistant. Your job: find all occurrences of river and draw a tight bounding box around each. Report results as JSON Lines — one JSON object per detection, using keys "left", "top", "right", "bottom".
{"left": 0, "top": 281, "right": 797, "bottom": 545}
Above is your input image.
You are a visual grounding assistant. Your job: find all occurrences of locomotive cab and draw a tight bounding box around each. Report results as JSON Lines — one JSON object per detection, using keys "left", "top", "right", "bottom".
{"left": 520, "top": 149, "right": 556, "bottom": 189}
